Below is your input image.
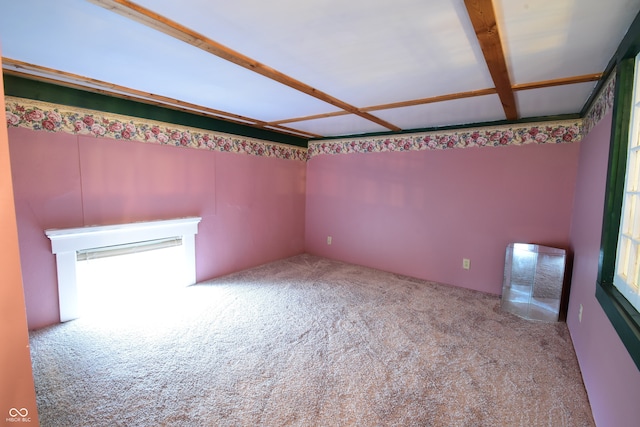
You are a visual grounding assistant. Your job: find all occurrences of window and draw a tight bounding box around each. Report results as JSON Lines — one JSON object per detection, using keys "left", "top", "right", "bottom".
{"left": 597, "top": 55, "right": 640, "bottom": 370}
{"left": 613, "top": 52, "right": 640, "bottom": 313}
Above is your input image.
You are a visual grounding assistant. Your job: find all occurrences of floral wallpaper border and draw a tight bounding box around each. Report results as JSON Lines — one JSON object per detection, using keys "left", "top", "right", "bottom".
{"left": 583, "top": 70, "right": 616, "bottom": 136}
{"left": 4, "top": 97, "right": 308, "bottom": 162}
{"left": 5, "top": 77, "right": 617, "bottom": 161}
{"left": 308, "top": 70, "right": 618, "bottom": 158}
{"left": 307, "top": 119, "right": 583, "bottom": 158}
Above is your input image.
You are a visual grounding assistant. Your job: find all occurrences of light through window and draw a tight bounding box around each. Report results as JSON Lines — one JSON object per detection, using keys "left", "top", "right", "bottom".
{"left": 76, "top": 244, "right": 187, "bottom": 321}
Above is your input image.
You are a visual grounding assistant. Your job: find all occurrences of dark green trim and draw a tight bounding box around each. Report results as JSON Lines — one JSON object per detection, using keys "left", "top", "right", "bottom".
{"left": 596, "top": 285, "right": 640, "bottom": 368}
{"left": 315, "top": 114, "right": 581, "bottom": 141}
{"left": 4, "top": 73, "right": 585, "bottom": 145}
{"left": 598, "top": 60, "right": 634, "bottom": 286}
{"left": 594, "top": 42, "right": 640, "bottom": 368}
{"left": 608, "top": 13, "right": 640, "bottom": 78}
{"left": 2, "top": 74, "right": 308, "bottom": 148}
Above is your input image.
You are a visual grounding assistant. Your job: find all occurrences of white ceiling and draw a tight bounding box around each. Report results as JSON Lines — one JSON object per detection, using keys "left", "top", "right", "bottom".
{"left": 1, "top": 0, "right": 639, "bottom": 140}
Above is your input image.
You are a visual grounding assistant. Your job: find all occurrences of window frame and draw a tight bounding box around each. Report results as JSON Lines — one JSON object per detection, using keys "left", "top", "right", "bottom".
{"left": 596, "top": 56, "right": 640, "bottom": 370}
{"left": 612, "top": 54, "right": 640, "bottom": 312}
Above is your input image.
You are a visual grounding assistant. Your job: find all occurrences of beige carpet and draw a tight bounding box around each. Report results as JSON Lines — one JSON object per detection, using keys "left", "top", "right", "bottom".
{"left": 29, "top": 254, "right": 594, "bottom": 426}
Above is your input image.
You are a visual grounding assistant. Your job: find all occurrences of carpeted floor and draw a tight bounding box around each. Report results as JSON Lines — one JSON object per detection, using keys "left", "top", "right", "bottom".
{"left": 29, "top": 254, "right": 594, "bottom": 426}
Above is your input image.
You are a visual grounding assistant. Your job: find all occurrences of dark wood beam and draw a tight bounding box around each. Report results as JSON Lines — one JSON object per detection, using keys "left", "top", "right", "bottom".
{"left": 464, "top": 0, "right": 518, "bottom": 120}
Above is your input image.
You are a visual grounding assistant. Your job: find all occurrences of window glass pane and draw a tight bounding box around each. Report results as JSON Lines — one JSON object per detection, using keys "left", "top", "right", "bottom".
{"left": 630, "top": 242, "right": 639, "bottom": 284}
{"left": 628, "top": 149, "right": 640, "bottom": 191}
{"left": 630, "top": 191, "right": 640, "bottom": 239}
{"left": 617, "top": 236, "right": 631, "bottom": 278}
{"left": 632, "top": 256, "right": 640, "bottom": 289}
{"left": 626, "top": 241, "right": 637, "bottom": 281}
{"left": 621, "top": 194, "right": 635, "bottom": 235}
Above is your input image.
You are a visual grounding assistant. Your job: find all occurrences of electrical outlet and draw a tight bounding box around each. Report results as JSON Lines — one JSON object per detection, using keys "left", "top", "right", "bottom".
{"left": 579, "top": 304, "right": 583, "bottom": 322}
{"left": 327, "top": 236, "right": 332, "bottom": 245}
{"left": 463, "top": 258, "right": 470, "bottom": 270}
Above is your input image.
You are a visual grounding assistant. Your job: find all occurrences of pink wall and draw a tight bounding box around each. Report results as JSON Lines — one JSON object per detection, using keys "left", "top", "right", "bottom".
{"left": 567, "top": 113, "right": 640, "bottom": 427}
{"left": 305, "top": 142, "right": 580, "bottom": 294}
{"left": 9, "top": 95, "right": 637, "bottom": 426}
{"left": 9, "top": 127, "right": 306, "bottom": 330}
{"left": 0, "top": 60, "right": 39, "bottom": 425}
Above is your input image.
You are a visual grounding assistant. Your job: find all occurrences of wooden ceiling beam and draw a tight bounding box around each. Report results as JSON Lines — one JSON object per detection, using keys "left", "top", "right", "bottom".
{"left": 361, "top": 88, "right": 498, "bottom": 112}
{"left": 2, "top": 58, "right": 321, "bottom": 139}
{"left": 4, "top": 55, "right": 601, "bottom": 137}
{"left": 512, "top": 73, "right": 602, "bottom": 91}
{"left": 88, "top": 0, "right": 401, "bottom": 132}
{"left": 269, "top": 110, "right": 350, "bottom": 126}
{"left": 267, "top": 73, "right": 601, "bottom": 125}
{"left": 267, "top": 88, "right": 498, "bottom": 126}
{"left": 464, "top": 0, "right": 518, "bottom": 121}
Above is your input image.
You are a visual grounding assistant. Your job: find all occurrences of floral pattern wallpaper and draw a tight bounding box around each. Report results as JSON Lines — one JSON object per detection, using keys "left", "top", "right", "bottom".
{"left": 4, "top": 97, "right": 308, "bottom": 162}
{"left": 307, "top": 71, "right": 616, "bottom": 158}
{"left": 4, "top": 73, "right": 616, "bottom": 160}
{"left": 583, "top": 71, "right": 616, "bottom": 136}
{"left": 307, "top": 120, "right": 583, "bottom": 158}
